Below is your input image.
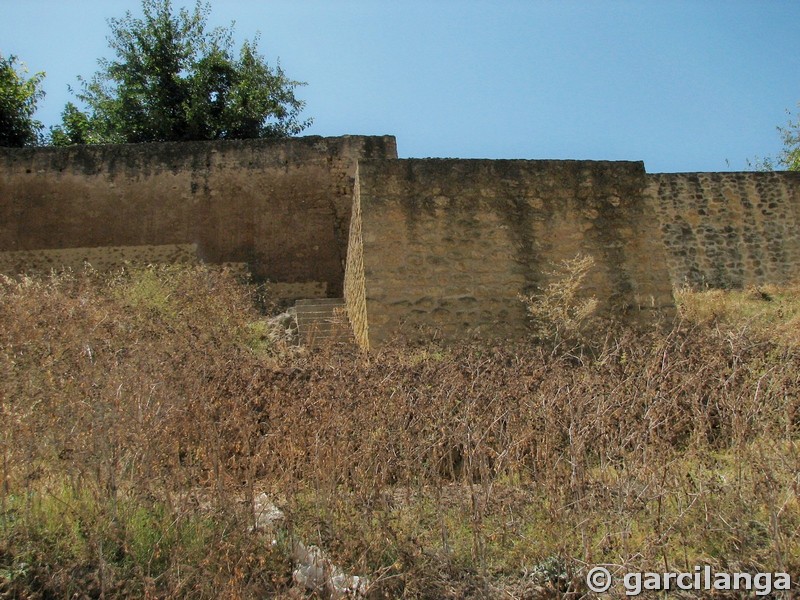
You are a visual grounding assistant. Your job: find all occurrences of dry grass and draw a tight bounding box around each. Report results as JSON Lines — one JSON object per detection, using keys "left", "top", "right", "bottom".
{"left": 1, "top": 266, "right": 799, "bottom": 598}
{"left": 676, "top": 284, "right": 800, "bottom": 347}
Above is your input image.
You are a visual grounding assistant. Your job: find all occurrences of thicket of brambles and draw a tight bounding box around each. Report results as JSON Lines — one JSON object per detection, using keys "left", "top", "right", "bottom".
{"left": 1, "top": 265, "right": 798, "bottom": 598}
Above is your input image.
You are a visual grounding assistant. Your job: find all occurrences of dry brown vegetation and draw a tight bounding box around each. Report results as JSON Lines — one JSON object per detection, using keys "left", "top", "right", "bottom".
{"left": 1, "top": 266, "right": 799, "bottom": 598}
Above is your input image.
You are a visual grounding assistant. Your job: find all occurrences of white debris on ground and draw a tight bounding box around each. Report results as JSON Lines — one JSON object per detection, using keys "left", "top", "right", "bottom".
{"left": 264, "top": 308, "right": 298, "bottom": 344}
{"left": 251, "top": 492, "right": 370, "bottom": 598}
{"left": 292, "top": 540, "right": 370, "bottom": 599}
{"left": 252, "top": 491, "right": 286, "bottom": 532}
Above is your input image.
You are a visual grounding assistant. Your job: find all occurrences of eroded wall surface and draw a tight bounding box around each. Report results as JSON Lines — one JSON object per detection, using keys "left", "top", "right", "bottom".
{"left": 649, "top": 172, "right": 800, "bottom": 289}
{"left": 343, "top": 166, "right": 369, "bottom": 348}
{"left": 348, "top": 159, "right": 676, "bottom": 348}
{"left": 0, "top": 135, "right": 397, "bottom": 295}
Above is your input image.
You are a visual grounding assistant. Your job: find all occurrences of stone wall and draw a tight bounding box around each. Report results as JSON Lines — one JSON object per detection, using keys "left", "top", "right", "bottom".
{"left": 343, "top": 165, "right": 370, "bottom": 348}
{"left": 348, "top": 159, "right": 676, "bottom": 349}
{"left": 0, "top": 135, "right": 397, "bottom": 295}
{"left": 0, "top": 244, "right": 201, "bottom": 274}
{"left": 5, "top": 133, "right": 800, "bottom": 348}
{"left": 648, "top": 172, "right": 800, "bottom": 289}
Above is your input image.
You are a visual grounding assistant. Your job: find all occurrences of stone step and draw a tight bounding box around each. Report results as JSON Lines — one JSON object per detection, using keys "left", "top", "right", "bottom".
{"left": 295, "top": 298, "right": 348, "bottom": 307}
{"left": 294, "top": 298, "right": 354, "bottom": 347}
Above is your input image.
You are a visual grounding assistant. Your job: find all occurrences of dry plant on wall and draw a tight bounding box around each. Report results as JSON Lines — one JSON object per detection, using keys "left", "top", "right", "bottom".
{"left": 519, "top": 253, "right": 599, "bottom": 354}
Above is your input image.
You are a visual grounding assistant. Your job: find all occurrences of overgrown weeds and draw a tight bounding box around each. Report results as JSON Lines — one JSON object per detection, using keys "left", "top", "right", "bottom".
{"left": 1, "top": 266, "right": 799, "bottom": 598}
{"left": 676, "top": 283, "right": 800, "bottom": 347}
{"left": 518, "top": 253, "right": 600, "bottom": 354}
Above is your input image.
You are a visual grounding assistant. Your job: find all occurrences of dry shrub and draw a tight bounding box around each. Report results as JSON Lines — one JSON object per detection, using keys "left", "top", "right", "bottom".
{"left": 676, "top": 283, "right": 800, "bottom": 347}
{"left": 1, "top": 266, "right": 799, "bottom": 598}
{"left": 257, "top": 327, "right": 800, "bottom": 597}
{"left": 518, "top": 254, "right": 599, "bottom": 354}
{"left": 0, "top": 266, "right": 290, "bottom": 599}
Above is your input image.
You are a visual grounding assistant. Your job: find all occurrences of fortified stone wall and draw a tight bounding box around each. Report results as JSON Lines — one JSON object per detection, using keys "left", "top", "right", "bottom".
{"left": 0, "top": 135, "right": 397, "bottom": 296}
{"left": 4, "top": 135, "right": 800, "bottom": 349}
{"left": 346, "top": 159, "right": 676, "bottom": 349}
{"left": 648, "top": 172, "right": 800, "bottom": 289}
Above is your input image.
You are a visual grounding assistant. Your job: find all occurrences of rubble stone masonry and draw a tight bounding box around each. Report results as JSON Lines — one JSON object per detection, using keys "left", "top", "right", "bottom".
{"left": 648, "top": 171, "right": 800, "bottom": 289}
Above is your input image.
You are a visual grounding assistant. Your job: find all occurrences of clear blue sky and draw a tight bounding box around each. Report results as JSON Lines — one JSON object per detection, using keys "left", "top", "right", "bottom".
{"left": 2, "top": 0, "right": 799, "bottom": 172}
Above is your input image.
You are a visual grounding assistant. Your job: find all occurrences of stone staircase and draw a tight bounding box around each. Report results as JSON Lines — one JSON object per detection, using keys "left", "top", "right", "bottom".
{"left": 294, "top": 298, "right": 354, "bottom": 346}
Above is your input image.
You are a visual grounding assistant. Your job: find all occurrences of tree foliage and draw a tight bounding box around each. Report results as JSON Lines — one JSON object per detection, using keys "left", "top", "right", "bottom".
{"left": 752, "top": 103, "right": 800, "bottom": 172}
{"left": 52, "top": 0, "right": 310, "bottom": 145}
{"left": 49, "top": 102, "right": 103, "bottom": 146}
{"left": 0, "top": 54, "right": 45, "bottom": 147}
{"left": 777, "top": 105, "right": 800, "bottom": 171}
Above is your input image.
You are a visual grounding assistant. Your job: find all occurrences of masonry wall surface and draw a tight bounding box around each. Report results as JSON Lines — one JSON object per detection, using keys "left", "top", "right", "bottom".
{"left": 0, "top": 135, "right": 397, "bottom": 295}
{"left": 349, "top": 159, "right": 676, "bottom": 348}
{"left": 343, "top": 165, "right": 370, "bottom": 348}
{"left": 648, "top": 172, "right": 800, "bottom": 289}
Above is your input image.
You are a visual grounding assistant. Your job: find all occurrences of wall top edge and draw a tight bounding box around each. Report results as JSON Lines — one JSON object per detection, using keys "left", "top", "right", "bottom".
{"left": 649, "top": 170, "right": 800, "bottom": 177}
{"left": 364, "top": 157, "right": 645, "bottom": 166}
{"left": 357, "top": 157, "right": 647, "bottom": 178}
{"left": 0, "top": 134, "right": 397, "bottom": 157}
{"left": 0, "top": 134, "right": 398, "bottom": 173}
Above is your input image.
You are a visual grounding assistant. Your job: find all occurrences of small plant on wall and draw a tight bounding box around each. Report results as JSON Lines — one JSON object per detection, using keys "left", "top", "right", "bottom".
{"left": 519, "top": 253, "right": 599, "bottom": 353}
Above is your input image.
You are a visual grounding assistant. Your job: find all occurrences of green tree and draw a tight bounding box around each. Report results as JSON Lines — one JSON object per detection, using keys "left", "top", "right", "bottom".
{"left": 751, "top": 103, "right": 800, "bottom": 172}
{"left": 52, "top": 0, "right": 310, "bottom": 145}
{"left": 776, "top": 105, "right": 800, "bottom": 171}
{"left": 49, "top": 102, "right": 104, "bottom": 146}
{"left": 0, "top": 54, "right": 45, "bottom": 147}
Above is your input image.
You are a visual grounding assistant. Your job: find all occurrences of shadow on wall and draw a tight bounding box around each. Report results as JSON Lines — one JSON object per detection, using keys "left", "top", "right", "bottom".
{"left": 0, "top": 135, "right": 398, "bottom": 297}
